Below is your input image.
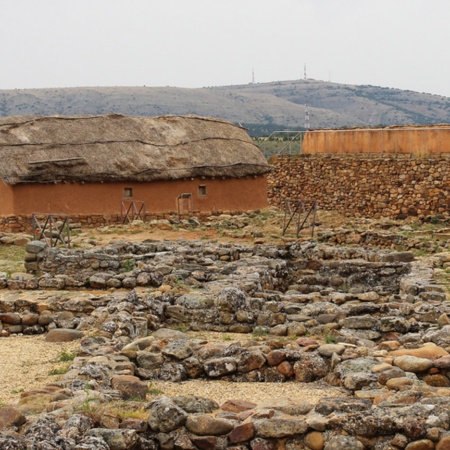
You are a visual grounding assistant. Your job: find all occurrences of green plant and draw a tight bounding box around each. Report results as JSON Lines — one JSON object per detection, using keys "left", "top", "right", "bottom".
{"left": 58, "top": 349, "right": 77, "bottom": 362}
{"left": 73, "top": 384, "right": 101, "bottom": 420}
{"left": 122, "top": 259, "right": 135, "bottom": 272}
{"left": 48, "top": 364, "right": 70, "bottom": 375}
{"left": 147, "top": 383, "right": 164, "bottom": 396}
{"left": 279, "top": 335, "right": 298, "bottom": 343}
{"left": 430, "top": 216, "right": 440, "bottom": 225}
{"left": 252, "top": 326, "right": 269, "bottom": 337}
{"left": 324, "top": 332, "right": 337, "bottom": 344}
{"left": 10, "top": 388, "right": 24, "bottom": 394}
{"left": 171, "top": 324, "right": 189, "bottom": 333}
{"left": 108, "top": 403, "right": 148, "bottom": 420}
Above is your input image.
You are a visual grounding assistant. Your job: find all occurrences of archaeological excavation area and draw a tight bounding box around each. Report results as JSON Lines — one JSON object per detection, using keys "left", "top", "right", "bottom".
{"left": 2, "top": 229, "right": 450, "bottom": 449}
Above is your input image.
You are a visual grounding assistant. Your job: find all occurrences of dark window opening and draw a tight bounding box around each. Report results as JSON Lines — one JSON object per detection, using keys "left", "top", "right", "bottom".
{"left": 198, "top": 185, "right": 207, "bottom": 196}
{"left": 123, "top": 188, "right": 134, "bottom": 199}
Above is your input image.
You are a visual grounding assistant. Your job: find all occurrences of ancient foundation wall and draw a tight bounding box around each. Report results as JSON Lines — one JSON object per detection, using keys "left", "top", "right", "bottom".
{"left": 0, "top": 212, "right": 208, "bottom": 233}
{"left": 268, "top": 154, "right": 450, "bottom": 219}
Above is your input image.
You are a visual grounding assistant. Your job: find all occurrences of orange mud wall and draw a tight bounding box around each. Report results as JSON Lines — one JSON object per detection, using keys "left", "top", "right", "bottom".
{"left": 0, "top": 182, "right": 14, "bottom": 215}
{"left": 302, "top": 127, "right": 450, "bottom": 155}
{"left": 4, "top": 176, "right": 267, "bottom": 216}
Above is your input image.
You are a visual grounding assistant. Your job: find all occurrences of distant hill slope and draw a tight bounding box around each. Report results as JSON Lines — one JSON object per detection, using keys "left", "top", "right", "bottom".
{"left": 1, "top": 79, "right": 449, "bottom": 135}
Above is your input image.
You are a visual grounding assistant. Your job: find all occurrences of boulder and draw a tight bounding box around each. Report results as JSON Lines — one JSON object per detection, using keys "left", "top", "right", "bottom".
{"left": 0, "top": 406, "right": 26, "bottom": 429}
{"left": 45, "top": 328, "right": 83, "bottom": 342}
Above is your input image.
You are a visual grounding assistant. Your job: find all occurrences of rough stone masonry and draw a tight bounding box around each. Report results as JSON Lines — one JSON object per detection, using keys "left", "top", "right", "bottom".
{"left": 268, "top": 154, "right": 450, "bottom": 220}
{"left": 3, "top": 239, "right": 450, "bottom": 448}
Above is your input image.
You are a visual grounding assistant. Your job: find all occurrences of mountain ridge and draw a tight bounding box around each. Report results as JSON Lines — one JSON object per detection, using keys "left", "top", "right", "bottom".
{"left": 1, "top": 79, "right": 449, "bottom": 136}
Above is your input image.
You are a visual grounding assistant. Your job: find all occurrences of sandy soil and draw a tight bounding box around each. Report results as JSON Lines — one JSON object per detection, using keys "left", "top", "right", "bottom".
{"left": 0, "top": 334, "right": 79, "bottom": 405}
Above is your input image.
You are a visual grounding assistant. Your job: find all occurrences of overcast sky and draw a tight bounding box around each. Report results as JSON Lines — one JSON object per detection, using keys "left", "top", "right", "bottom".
{"left": 1, "top": 0, "right": 449, "bottom": 97}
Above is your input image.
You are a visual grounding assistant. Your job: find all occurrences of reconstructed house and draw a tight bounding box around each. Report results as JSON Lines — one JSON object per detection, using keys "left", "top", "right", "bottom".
{"left": 0, "top": 114, "right": 270, "bottom": 220}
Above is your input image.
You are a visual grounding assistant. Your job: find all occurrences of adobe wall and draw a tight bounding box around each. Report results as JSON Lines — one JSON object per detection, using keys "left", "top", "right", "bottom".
{"left": 0, "top": 176, "right": 267, "bottom": 231}
{"left": 0, "top": 182, "right": 14, "bottom": 215}
{"left": 8, "top": 176, "right": 267, "bottom": 215}
{"left": 302, "top": 126, "right": 450, "bottom": 155}
{"left": 268, "top": 155, "right": 450, "bottom": 219}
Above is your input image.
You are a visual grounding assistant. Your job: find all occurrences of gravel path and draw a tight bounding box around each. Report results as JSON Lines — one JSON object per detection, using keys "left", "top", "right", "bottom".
{"left": 150, "top": 379, "right": 346, "bottom": 405}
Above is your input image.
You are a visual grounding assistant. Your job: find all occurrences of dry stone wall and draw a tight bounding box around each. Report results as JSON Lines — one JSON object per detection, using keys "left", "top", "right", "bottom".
{"left": 268, "top": 154, "right": 450, "bottom": 219}
{"left": 0, "top": 210, "right": 236, "bottom": 233}
{"left": 4, "top": 241, "right": 450, "bottom": 447}
{"left": 5, "top": 240, "right": 450, "bottom": 447}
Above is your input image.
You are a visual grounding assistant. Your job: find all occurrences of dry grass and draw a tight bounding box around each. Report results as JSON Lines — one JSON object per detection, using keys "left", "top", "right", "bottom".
{"left": 0, "top": 245, "right": 26, "bottom": 274}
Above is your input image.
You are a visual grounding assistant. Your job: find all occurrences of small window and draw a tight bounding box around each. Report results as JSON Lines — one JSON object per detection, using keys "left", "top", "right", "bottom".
{"left": 123, "top": 188, "right": 134, "bottom": 199}
{"left": 198, "top": 185, "right": 207, "bottom": 196}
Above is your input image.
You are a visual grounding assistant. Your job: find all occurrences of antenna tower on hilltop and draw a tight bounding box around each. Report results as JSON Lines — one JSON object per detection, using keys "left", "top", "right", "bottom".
{"left": 304, "top": 64, "right": 307, "bottom": 81}
{"left": 305, "top": 104, "right": 310, "bottom": 130}
{"left": 252, "top": 68, "right": 255, "bottom": 84}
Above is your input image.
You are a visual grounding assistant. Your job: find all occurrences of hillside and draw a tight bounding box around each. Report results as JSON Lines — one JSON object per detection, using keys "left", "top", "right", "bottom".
{"left": 1, "top": 79, "right": 449, "bottom": 135}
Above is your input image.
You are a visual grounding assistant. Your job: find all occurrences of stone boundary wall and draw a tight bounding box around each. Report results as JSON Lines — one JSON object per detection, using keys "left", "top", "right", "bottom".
{"left": 268, "top": 154, "right": 450, "bottom": 219}
{"left": 0, "top": 210, "right": 245, "bottom": 233}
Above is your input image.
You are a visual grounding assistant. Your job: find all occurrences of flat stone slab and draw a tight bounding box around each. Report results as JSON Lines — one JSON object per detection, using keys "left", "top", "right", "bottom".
{"left": 45, "top": 328, "right": 83, "bottom": 342}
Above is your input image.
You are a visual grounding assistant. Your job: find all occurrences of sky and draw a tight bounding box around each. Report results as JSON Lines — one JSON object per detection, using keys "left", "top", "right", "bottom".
{"left": 1, "top": 0, "right": 450, "bottom": 97}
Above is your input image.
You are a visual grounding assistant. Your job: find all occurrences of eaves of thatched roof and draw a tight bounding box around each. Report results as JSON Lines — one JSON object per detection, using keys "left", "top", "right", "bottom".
{"left": 0, "top": 114, "right": 270, "bottom": 185}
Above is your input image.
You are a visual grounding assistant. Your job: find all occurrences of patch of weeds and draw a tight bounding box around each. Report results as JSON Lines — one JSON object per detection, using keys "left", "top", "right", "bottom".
{"left": 279, "top": 335, "right": 298, "bottom": 343}
{"left": 48, "top": 364, "right": 70, "bottom": 375}
{"left": 430, "top": 216, "right": 440, "bottom": 225}
{"left": 252, "top": 326, "right": 269, "bottom": 338}
{"left": 10, "top": 388, "right": 24, "bottom": 394}
{"left": 324, "top": 332, "right": 337, "bottom": 344}
{"left": 0, "top": 401, "right": 5, "bottom": 407}
{"left": 170, "top": 324, "right": 189, "bottom": 333}
{"left": 122, "top": 259, "right": 135, "bottom": 272}
{"left": 109, "top": 403, "right": 148, "bottom": 420}
{"left": 58, "top": 349, "right": 77, "bottom": 362}
{"left": 147, "top": 383, "right": 164, "bottom": 396}
{"left": 73, "top": 385, "right": 102, "bottom": 421}
{"left": 222, "top": 334, "right": 232, "bottom": 341}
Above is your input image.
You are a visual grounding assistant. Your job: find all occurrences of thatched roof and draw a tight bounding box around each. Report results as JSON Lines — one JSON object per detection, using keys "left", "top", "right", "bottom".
{"left": 0, "top": 114, "right": 270, "bottom": 185}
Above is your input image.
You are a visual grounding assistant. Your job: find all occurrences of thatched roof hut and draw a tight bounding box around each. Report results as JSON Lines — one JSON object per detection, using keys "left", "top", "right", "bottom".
{"left": 0, "top": 114, "right": 270, "bottom": 185}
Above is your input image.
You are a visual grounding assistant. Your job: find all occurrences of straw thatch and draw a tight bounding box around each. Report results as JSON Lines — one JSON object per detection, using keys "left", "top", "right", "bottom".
{"left": 0, "top": 114, "right": 270, "bottom": 185}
